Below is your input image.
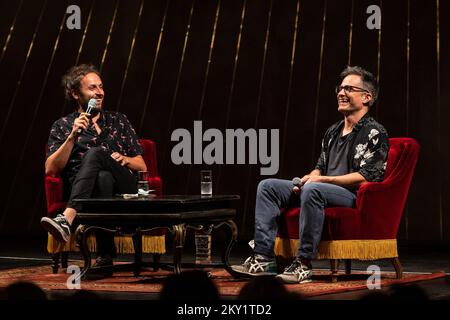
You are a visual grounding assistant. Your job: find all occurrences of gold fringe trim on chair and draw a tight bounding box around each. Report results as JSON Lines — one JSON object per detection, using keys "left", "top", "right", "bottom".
{"left": 47, "top": 233, "right": 166, "bottom": 254}
{"left": 112, "top": 235, "right": 166, "bottom": 254}
{"left": 274, "top": 237, "right": 398, "bottom": 260}
{"left": 142, "top": 235, "right": 166, "bottom": 254}
{"left": 316, "top": 239, "right": 398, "bottom": 260}
{"left": 112, "top": 235, "right": 132, "bottom": 253}
{"left": 274, "top": 237, "right": 298, "bottom": 258}
{"left": 87, "top": 235, "right": 97, "bottom": 252}
{"left": 46, "top": 233, "right": 96, "bottom": 254}
{"left": 47, "top": 233, "right": 77, "bottom": 253}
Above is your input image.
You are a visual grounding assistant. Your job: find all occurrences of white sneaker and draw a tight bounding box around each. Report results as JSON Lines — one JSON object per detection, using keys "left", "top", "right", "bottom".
{"left": 276, "top": 258, "right": 312, "bottom": 284}
{"left": 231, "top": 255, "right": 277, "bottom": 276}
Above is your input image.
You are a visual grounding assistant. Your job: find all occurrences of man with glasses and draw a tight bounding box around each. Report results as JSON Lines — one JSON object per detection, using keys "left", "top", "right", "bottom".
{"left": 232, "top": 66, "right": 389, "bottom": 284}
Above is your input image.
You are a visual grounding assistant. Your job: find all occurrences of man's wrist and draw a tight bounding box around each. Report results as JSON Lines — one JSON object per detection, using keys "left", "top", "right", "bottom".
{"left": 67, "top": 134, "right": 76, "bottom": 142}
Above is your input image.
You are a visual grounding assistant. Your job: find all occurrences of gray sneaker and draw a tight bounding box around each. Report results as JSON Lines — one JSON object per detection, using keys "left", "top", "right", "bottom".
{"left": 40, "top": 214, "right": 71, "bottom": 243}
{"left": 276, "top": 258, "right": 312, "bottom": 284}
{"left": 231, "top": 255, "right": 277, "bottom": 276}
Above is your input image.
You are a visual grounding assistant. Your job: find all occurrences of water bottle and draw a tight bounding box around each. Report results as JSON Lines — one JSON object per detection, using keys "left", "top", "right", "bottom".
{"left": 195, "top": 225, "right": 213, "bottom": 264}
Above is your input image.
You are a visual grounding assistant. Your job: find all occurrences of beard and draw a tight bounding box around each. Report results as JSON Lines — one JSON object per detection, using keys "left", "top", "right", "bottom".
{"left": 78, "top": 95, "right": 103, "bottom": 115}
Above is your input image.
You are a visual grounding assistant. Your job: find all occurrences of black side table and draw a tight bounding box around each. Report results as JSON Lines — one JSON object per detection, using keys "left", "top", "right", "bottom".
{"left": 73, "top": 195, "right": 239, "bottom": 279}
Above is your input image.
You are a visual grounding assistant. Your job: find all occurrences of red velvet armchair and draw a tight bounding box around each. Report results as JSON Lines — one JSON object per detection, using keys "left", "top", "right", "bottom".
{"left": 44, "top": 139, "right": 165, "bottom": 273}
{"left": 274, "top": 138, "right": 420, "bottom": 282}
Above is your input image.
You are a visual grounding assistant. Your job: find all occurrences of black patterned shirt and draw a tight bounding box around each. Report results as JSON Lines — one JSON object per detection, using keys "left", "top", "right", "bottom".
{"left": 315, "top": 113, "right": 389, "bottom": 184}
{"left": 47, "top": 111, "right": 143, "bottom": 181}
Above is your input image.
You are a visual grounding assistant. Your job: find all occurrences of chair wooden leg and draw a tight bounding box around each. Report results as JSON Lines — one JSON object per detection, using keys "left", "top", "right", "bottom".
{"left": 153, "top": 253, "right": 161, "bottom": 271}
{"left": 391, "top": 257, "right": 403, "bottom": 279}
{"left": 345, "top": 259, "right": 352, "bottom": 275}
{"left": 330, "top": 259, "right": 339, "bottom": 282}
{"left": 132, "top": 229, "right": 142, "bottom": 277}
{"left": 52, "top": 253, "right": 60, "bottom": 274}
{"left": 61, "top": 252, "right": 69, "bottom": 268}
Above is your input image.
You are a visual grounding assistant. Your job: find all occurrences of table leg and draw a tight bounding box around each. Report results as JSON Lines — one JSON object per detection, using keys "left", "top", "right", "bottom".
{"left": 172, "top": 224, "right": 186, "bottom": 274}
{"left": 75, "top": 224, "right": 91, "bottom": 280}
{"left": 222, "top": 219, "right": 238, "bottom": 275}
{"left": 132, "top": 228, "right": 142, "bottom": 277}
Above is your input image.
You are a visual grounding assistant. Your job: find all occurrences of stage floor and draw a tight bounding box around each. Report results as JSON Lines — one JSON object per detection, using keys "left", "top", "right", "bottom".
{"left": 1, "top": 235, "right": 449, "bottom": 300}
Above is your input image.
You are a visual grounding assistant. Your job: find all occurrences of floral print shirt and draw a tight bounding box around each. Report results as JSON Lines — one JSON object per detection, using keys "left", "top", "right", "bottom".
{"left": 315, "top": 113, "right": 389, "bottom": 183}
{"left": 47, "top": 111, "right": 143, "bottom": 180}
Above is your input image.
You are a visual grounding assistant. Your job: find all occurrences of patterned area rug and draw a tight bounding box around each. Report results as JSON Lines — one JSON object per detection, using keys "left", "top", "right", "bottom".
{"left": 0, "top": 262, "right": 445, "bottom": 298}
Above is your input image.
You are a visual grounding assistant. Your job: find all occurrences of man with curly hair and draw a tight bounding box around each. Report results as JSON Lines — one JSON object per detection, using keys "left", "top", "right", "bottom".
{"left": 41, "top": 64, "right": 147, "bottom": 271}
{"left": 232, "top": 66, "right": 389, "bottom": 284}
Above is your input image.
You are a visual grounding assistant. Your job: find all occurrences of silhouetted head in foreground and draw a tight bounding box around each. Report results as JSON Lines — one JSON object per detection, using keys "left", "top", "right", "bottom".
{"left": 5, "top": 281, "right": 47, "bottom": 300}
{"left": 160, "top": 270, "right": 219, "bottom": 301}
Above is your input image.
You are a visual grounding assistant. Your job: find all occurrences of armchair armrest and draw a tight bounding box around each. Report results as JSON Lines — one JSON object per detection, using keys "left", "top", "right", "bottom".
{"left": 139, "top": 139, "right": 159, "bottom": 177}
{"left": 356, "top": 179, "right": 410, "bottom": 239}
{"left": 148, "top": 176, "right": 163, "bottom": 196}
{"left": 140, "top": 139, "right": 163, "bottom": 196}
{"left": 44, "top": 175, "right": 64, "bottom": 213}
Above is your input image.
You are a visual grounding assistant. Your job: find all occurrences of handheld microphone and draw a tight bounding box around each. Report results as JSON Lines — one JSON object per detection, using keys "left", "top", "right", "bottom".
{"left": 292, "top": 177, "right": 304, "bottom": 188}
{"left": 76, "top": 99, "right": 98, "bottom": 135}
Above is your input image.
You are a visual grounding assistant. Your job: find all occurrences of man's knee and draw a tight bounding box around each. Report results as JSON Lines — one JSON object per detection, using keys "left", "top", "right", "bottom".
{"left": 96, "top": 170, "right": 114, "bottom": 185}
{"left": 93, "top": 171, "right": 114, "bottom": 197}
{"left": 83, "top": 147, "right": 107, "bottom": 163}
{"left": 257, "top": 178, "right": 278, "bottom": 193}
{"left": 300, "top": 182, "right": 323, "bottom": 202}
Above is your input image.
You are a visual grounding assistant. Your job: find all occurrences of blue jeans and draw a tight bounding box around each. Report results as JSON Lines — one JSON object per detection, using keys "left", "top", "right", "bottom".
{"left": 254, "top": 179, "right": 356, "bottom": 260}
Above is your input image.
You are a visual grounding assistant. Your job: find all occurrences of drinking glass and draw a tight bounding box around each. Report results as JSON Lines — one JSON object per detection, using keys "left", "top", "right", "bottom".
{"left": 200, "top": 170, "right": 212, "bottom": 196}
{"left": 138, "top": 171, "right": 150, "bottom": 195}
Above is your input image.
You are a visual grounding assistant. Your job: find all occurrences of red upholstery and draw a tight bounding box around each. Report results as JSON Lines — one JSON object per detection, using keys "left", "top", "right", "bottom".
{"left": 139, "top": 139, "right": 163, "bottom": 196}
{"left": 45, "top": 176, "right": 65, "bottom": 217}
{"left": 45, "top": 139, "right": 163, "bottom": 218}
{"left": 277, "top": 138, "right": 420, "bottom": 242}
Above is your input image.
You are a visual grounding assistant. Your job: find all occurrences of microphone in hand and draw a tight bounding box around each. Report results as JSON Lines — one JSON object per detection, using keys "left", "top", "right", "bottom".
{"left": 292, "top": 177, "right": 304, "bottom": 188}
{"left": 292, "top": 177, "right": 304, "bottom": 194}
{"left": 76, "top": 99, "right": 98, "bottom": 135}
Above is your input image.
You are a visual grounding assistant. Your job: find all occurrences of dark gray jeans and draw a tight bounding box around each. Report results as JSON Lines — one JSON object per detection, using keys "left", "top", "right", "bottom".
{"left": 254, "top": 179, "right": 356, "bottom": 260}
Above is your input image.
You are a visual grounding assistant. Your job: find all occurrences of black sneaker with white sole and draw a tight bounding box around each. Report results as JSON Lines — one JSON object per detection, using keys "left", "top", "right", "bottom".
{"left": 40, "top": 214, "right": 71, "bottom": 243}
{"left": 87, "top": 255, "right": 114, "bottom": 278}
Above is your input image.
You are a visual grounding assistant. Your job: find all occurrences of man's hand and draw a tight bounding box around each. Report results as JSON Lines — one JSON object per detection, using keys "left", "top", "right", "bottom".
{"left": 293, "top": 171, "right": 366, "bottom": 195}
{"left": 293, "top": 173, "right": 326, "bottom": 194}
{"left": 70, "top": 112, "right": 91, "bottom": 138}
{"left": 111, "top": 152, "right": 130, "bottom": 166}
{"left": 302, "top": 175, "right": 329, "bottom": 184}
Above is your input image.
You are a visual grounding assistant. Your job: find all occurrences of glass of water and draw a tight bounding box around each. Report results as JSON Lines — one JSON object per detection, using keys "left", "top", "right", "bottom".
{"left": 137, "top": 171, "right": 150, "bottom": 195}
{"left": 200, "top": 170, "right": 212, "bottom": 196}
{"left": 195, "top": 225, "right": 213, "bottom": 264}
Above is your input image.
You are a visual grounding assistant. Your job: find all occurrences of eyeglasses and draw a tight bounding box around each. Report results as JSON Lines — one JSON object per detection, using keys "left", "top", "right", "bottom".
{"left": 335, "top": 85, "right": 369, "bottom": 95}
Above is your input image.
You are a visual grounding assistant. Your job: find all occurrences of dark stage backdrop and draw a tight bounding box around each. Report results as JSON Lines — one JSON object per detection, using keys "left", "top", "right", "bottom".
{"left": 0, "top": 0, "right": 449, "bottom": 242}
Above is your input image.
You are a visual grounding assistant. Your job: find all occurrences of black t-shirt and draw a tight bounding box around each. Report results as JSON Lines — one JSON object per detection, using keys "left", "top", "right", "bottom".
{"left": 326, "top": 130, "right": 357, "bottom": 192}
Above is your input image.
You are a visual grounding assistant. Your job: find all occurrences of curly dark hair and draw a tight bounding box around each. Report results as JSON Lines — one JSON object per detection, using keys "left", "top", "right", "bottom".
{"left": 339, "top": 66, "right": 378, "bottom": 107}
{"left": 61, "top": 64, "right": 100, "bottom": 102}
